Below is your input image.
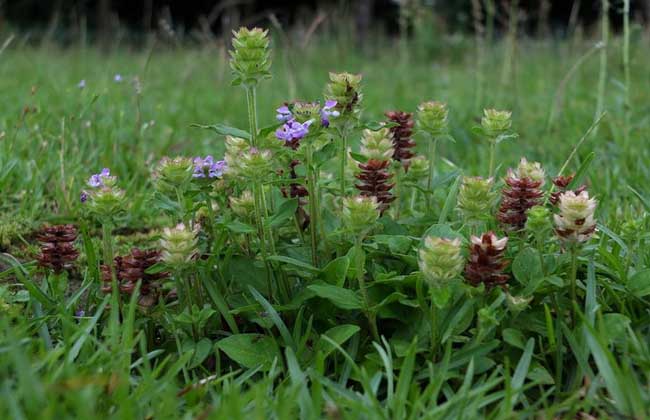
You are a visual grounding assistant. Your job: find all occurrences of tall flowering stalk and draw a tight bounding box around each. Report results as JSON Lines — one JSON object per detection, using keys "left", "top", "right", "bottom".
{"left": 355, "top": 128, "right": 395, "bottom": 214}
{"left": 416, "top": 101, "right": 449, "bottom": 210}
{"left": 342, "top": 196, "right": 380, "bottom": 341}
{"left": 554, "top": 190, "right": 597, "bottom": 323}
{"left": 418, "top": 236, "right": 464, "bottom": 357}
{"left": 325, "top": 72, "right": 362, "bottom": 202}
{"left": 497, "top": 158, "right": 545, "bottom": 231}
{"left": 192, "top": 156, "right": 227, "bottom": 248}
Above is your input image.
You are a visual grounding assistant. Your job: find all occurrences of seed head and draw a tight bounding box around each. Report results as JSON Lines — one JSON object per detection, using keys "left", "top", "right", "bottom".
{"left": 154, "top": 157, "right": 194, "bottom": 192}
{"left": 36, "top": 224, "right": 79, "bottom": 274}
{"left": 418, "top": 237, "right": 464, "bottom": 287}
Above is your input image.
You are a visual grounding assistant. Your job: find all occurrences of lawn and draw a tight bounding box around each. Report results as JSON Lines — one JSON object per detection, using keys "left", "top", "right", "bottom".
{"left": 1, "top": 26, "right": 650, "bottom": 418}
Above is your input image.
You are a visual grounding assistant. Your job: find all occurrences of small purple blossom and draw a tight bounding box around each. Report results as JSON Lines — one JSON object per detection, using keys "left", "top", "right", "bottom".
{"left": 114, "top": 74, "right": 123, "bottom": 82}
{"left": 80, "top": 191, "right": 88, "bottom": 203}
{"left": 193, "top": 155, "right": 227, "bottom": 179}
{"left": 276, "top": 119, "right": 313, "bottom": 142}
{"left": 87, "top": 168, "right": 111, "bottom": 188}
{"left": 276, "top": 105, "right": 292, "bottom": 122}
{"left": 75, "top": 309, "right": 86, "bottom": 317}
{"left": 321, "top": 100, "right": 340, "bottom": 127}
{"left": 77, "top": 79, "right": 86, "bottom": 89}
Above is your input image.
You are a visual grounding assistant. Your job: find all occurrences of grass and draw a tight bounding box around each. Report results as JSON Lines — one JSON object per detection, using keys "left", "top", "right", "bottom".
{"left": 1, "top": 26, "right": 650, "bottom": 418}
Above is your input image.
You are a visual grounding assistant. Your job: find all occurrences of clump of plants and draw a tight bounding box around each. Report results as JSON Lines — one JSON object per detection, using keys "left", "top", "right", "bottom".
{"left": 6, "top": 27, "right": 649, "bottom": 419}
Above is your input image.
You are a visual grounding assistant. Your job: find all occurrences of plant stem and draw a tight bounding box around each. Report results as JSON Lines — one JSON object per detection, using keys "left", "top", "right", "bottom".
{"left": 245, "top": 86, "right": 258, "bottom": 147}
{"left": 622, "top": 0, "right": 631, "bottom": 146}
{"left": 430, "top": 289, "right": 438, "bottom": 360}
{"left": 488, "top": 139, "right": 497, "bottom": 179}
{"left": 355, "top": 236, "right": 379, "bottom": 342}
{"left": 252, "top": 182, "right": 273, "bottom": 301}
{"left": 426, "top": 136, "right": 438, "bottom": 210}
{"left": 569, "top": 244, "right": 579, "bottom": 326}
{"left": 338, "top": 128, "right": 348, "bottom": 204}
{"left": 305, "top": 144, "right": 319, "bottom": 267}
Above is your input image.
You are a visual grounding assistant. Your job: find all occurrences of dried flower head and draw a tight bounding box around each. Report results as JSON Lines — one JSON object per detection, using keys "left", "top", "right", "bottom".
{"left": 465, "top": 232, "right": 509, "bottom": 289}
{"left": 324, "top": 72, "right": 362, "bottom": 118}
{"left": 554, "top": 191, "right": 597, "bottom": 243}
{"left": 418, "top": 237, "right": 464, "bottom": 286}
{"left": 385, "top": 110, "right": 416, "bottom": 168}
{"left": 229, "top": 27, "right": 271, "bottom": 87}
{"left": 36, "top": 224, "right": 79, "bottom": 274}
{"left": 457, "top": 176, "right": 496, "bottom": 223}
{"left": 342, "top": 196, "right": 380, "bottom": 234}
{"left": 160, "top": 223, "right": 199, "bottom": 268}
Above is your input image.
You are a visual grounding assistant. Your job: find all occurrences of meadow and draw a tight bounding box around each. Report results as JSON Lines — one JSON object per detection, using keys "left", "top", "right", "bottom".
{"left": 1, "top": 22, "right": 650, "bottom": 419}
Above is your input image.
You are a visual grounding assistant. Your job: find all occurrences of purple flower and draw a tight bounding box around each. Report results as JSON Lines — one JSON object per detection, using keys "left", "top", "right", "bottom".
{"left": 77, "top": 79, "right": 86, "bottom": 89}
{"left": 193, "top": 155, "right": 227, "bottom": 179}
{"left": 114, "top": 74, "right": 123, "bottom": 83}
{"left": 80, "top": 191, "right": 88, "bottom": 203}
{"left": 321, "top": 100, "right": 340, "bottom": 127}
{"left": 87, "top": 168, "right": 111, "bottom": 188}
{"left": 276, "top": 119, "right": 313, "bottom": 142}
{"left": 276, "top": 105, "right": 292, "bottom": 122}
{"left": 75, "top": 309, "right": 86, "bottom": 317}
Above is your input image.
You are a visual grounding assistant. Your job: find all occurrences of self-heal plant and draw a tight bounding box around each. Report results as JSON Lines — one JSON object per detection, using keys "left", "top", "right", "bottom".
{"left": 418, "top": 236, "right": 464, "bottom": 356}
{"left": 355, "top": 128, "right": 396, "bottom": 214}
{"left": 497, "top": 157, "right": 545, "bottom": 231}
{"left": 192, "top": 156, "right": 227, "bottom": 179}
{"left": 416, "top": 101, "right": 450, "bottom": 209}
{"left": 457, "top": 176, "right": 496, "bottom": 229}
{"left": 554, "top": 190, "right": 597, "bottom": 323}
{"left": 477, "top": 109, "right": 517, "bottom": 178}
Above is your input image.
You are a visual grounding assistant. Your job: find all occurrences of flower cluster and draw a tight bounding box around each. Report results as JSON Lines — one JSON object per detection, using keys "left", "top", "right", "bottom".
{"left": 554, "top": 191, "right": 597, "bottom": 243}
{"left": 342, "top": 196, "right": 379, "bottom": 234}
{"left": 324, "top": 72, "right": 362, "bottom": 118}
{"left": 550, "top": 174, "right": 586, "bottom": 206}
{"left": 386, "top": 110, "right": 416, "bottom": 168}
{"left": 192, "top": 156, "right": 227, "bottom": 179}
{"left": 160, "top": 223, "right": 199, "bottom": 268}
{"left": 355, "top": 128, "right": 396, "bottom": 214}
{"left": 497, "top": 158, "right": 545, "bottom": 231}
{"left": 481, "top": 109, "right": 512, "bottom": 139}
{"left": 416, "top": 101, "right": 448, "bottom": 138}
{"left": 418, "top": 237, "right": 464, "bottom": 286}
{"left": 82, "top": 168, "right": 126, "bottom": 219}
{"left": 36, "top": 224, "right": 79, "bottom": 274}
{"left": 276, "top": 119, "right": 313, "bottom": 145}
{"left": 229, "top": 27, "right": 271, "bottom": 87}
{"left": 465, "top": 232, "right": 510, "bottom": 289}
{"left": 457, "top": 176, "right": 496, "bottom": 224}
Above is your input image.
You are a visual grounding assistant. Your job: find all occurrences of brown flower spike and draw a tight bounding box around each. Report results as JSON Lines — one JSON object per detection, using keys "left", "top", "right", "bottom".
{"left": 101, "top": 248, "right": 167, "bottom": 307}
{"left": 356, "top": 159, "right": 395, "bottom": 214}
{"left": 385, "top": 110, "right": 416, "bottom": 169}
{"left": 497, "top": 158, "right": 545, "bottom": 231}
{"left": 465, "top": 232, "right": 510, "bottom": 289}
{"left": 36, "top": 224, "right": 79, "bottom": 274}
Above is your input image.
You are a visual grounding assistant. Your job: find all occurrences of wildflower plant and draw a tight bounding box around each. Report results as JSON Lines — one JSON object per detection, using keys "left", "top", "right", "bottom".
{"left": 416, "top": 101, "right": 452, "bottom": 209}
{"left": 474, "top": 109, "right": 518, "bottom": 178}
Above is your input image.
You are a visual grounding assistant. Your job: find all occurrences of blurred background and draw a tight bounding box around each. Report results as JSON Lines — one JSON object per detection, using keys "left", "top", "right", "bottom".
{"left": 1, "top": 1, "right": 649, "bottom": 46}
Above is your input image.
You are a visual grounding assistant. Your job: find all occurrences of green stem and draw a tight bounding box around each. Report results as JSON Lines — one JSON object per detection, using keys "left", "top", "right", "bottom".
{"left": 339, "top": 128, "right": 348, "bottom": 204}
{"left": 245, "top": 86, "right": 258, "bottom": 148}
{"left": 305, "top": 145, "right": 319, "bottom": 267}
{"left": 355, "top": 236, "right": 379, "bottom": 342}
{"left": 426, "top": 137, "right": 438, "bottom": 210}
{"left": 488, "top": 139, "right": 497, "bottom": 179}
{"left": 569, "top": 245, "right": 579, "bottom": 327}
{"left": 252, "top": 183, "right": 273, "bottom": 301}
{"left": 430, "top": 290, "right": 438, "bottom": 360}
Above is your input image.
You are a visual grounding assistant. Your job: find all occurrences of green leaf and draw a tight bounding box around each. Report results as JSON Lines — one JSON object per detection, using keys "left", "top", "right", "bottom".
{"left": 313, "top": 141, "right": 337, "bottom": 166}
{"left": 349, "top": 151, "right": 367, "bottom": 163}
{"left": 217, "top": 334, "right": 279, "bottom": 370}
{"left": 316, "top": 325, "right": 360, "bottom": 358}
{"left": 421, "top": 224, "right": 464, "bottom": 242}
{"left": 321, "top": 256, "right": 350, "bottom": 287}
{"left": 258, "top": 122, "right": 283, "bottom": 139}
{"left": 224, "top": 220, "right": 257, "bottom": 234}
{"left": 512, "top": 248, "right": 543, "bottom": 286}
{"left": 248, "top": 287, "right": 297, "bottom": 350}
{"left": 568, "top": 151, "right": 595, "bottom": 189}
{"left": 307, "top": 284, "right": 362, "bottom": 310}
{"left": 265, "top": 199, "right": 298, "bottom": 229}
{"left": 628, "top": 269, "right": 650, "bottom": 297}
{"left": 510, "top": 338, "right": 534, "bottom": 405}
{"left": 438, "top": 176, "right": 461, "bottom": 223}
{"left": 189, "top": 338, "right": 213, "bottom": 368}
{"left": 192, "top": 123, "right": 251, "bottom": 140}
{"left": 267, "top": 255, "right": 319, "bottom": 273}
{"left": 502, "top": 328, "right": 526, "bottom": 350}
{"left": 372, "top": 235, "right": 413, "bottom": 254}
